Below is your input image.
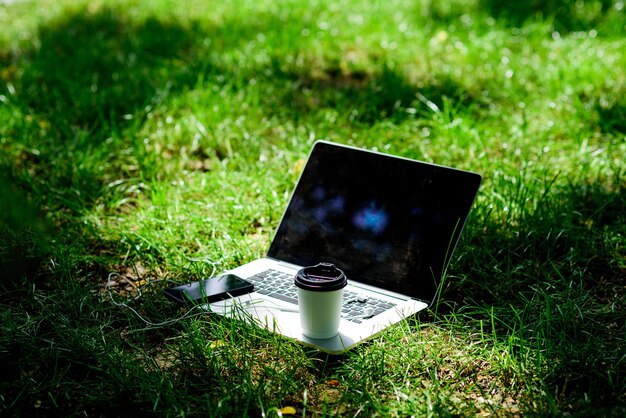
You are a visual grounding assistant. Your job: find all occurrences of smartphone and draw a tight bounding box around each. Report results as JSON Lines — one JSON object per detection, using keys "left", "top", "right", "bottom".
{"left": 163, "top": 274, "right": 254, "bottom": 305}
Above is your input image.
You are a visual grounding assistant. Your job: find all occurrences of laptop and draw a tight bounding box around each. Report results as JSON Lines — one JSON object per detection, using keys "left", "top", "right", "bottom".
{"left": 208, "top": 140, "right": 482, "bottom": 353}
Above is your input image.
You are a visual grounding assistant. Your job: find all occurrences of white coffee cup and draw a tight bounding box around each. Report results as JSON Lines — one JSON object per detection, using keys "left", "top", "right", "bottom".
{"left": 294, "top": 263, "right": 347, "bottom": 339}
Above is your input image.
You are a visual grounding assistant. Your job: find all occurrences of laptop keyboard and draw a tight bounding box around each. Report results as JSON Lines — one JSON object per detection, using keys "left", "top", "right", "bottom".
{"left": 246, "top": 269, "right": 396, "bottom": 324}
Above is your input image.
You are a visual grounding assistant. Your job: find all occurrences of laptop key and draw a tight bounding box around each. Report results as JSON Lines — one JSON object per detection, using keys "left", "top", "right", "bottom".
{"left": 267, "top": 292, "right": 298, "bottom": 305}
{"left": 372, "top": 307, "right": 387, "bottom": 316}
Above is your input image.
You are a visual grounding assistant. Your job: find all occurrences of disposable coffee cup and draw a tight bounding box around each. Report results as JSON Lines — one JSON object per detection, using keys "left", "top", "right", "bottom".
{"left": 294, "top": 263, "right": 347, "bottom": 339}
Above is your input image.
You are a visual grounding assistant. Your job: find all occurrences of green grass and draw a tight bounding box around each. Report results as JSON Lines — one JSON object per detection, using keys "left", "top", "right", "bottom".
{"left": 1, "top": 0, "right": 625, "bottom": 416}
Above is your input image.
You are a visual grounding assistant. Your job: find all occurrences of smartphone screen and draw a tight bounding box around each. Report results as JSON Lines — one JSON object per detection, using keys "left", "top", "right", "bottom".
{"left": 163, "top": 274, "right": 254, "bottom": 305}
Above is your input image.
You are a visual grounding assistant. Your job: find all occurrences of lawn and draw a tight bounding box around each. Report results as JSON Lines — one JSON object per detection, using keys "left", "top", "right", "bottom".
{"left": 1, "top": 0, "right": 625, "bottom": 416}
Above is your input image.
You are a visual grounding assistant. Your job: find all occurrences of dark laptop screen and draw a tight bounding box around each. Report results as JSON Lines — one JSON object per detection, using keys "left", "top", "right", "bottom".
{"left": 267, "top": 141, "right": 482, "bottom": 303}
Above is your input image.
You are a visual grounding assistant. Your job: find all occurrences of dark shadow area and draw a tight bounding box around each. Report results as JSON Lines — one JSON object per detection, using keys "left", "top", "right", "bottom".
{"left": 595, "top": 100, "right": 626, "bottom": 134}
{"left": 482, "top": 0, "right": 618, "bottom": 32}
{"left": 455, "top": 181, "right": 624, "bottom": 303}
{"left": 442, "top": 177, "right": 625, "bottom": 410}
{"left": 15, "top": 8, "right": 209, "bottom": 131}
{"left": 0, "top": 277, "right": 183, "bottom": 417}
{"left": 0, "top": 10, "right": 204, "bottom": 231}
{"left": 0, "top": 162, "right": 51, "bottom": 287}
{"left": 272, "top": 61, "right": 479, "bottom": 125}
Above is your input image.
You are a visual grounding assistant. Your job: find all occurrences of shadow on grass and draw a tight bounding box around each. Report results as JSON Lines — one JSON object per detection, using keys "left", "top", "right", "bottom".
{"left": 481, "top": 0, "right": 619, "bottom": 32}
{"left": 595, "top": 98, "right": 626, "bottom": 135}
{"left": 15, "top": 7, "right": 209, "bottom": 131}
{"left": 1, "top": 8, "right": 207, "bottom": 236}
{"left": 443, "top": 174, "right": 625, "bottom": 410}
{"left": 272, "top": 61, "right": 477, "bottom": 125}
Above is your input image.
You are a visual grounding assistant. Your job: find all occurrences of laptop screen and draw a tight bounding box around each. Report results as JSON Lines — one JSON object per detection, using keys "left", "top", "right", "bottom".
{"left": 267, "top": 141, "right": 482, "bottom": 303}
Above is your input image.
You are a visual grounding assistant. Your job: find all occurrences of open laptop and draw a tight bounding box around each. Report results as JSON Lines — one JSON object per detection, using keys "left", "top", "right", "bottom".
{"left": 208, "top": 140, "right": 482, "bottom": 353}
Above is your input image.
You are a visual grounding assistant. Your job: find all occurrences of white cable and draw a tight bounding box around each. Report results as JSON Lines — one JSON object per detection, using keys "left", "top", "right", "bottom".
{"left": 357, "top": 307, "right": 375, "bottom": 319}
{"left": 106, "top": 272, "right": 209, "bottom": 328}
{"left": 183, "top": 255, "right": 228, "bottom": 279}
{"left": 239, "top": 298, "right": 300, "bottom": 313}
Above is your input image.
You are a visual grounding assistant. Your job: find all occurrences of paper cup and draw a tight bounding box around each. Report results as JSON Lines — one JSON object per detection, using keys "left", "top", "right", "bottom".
{"left": 294, "top": 263, "right": 347, "bottom": 339}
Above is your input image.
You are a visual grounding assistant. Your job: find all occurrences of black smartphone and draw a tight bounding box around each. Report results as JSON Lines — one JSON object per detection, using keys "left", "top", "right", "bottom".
{"left": 163, "top": 274, "right": 254, "bottom": 305}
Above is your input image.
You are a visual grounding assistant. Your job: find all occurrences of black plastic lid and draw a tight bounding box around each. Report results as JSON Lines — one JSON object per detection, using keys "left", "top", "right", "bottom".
{"left": 294, "top": 263, "right": 347, "bottom": 292}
